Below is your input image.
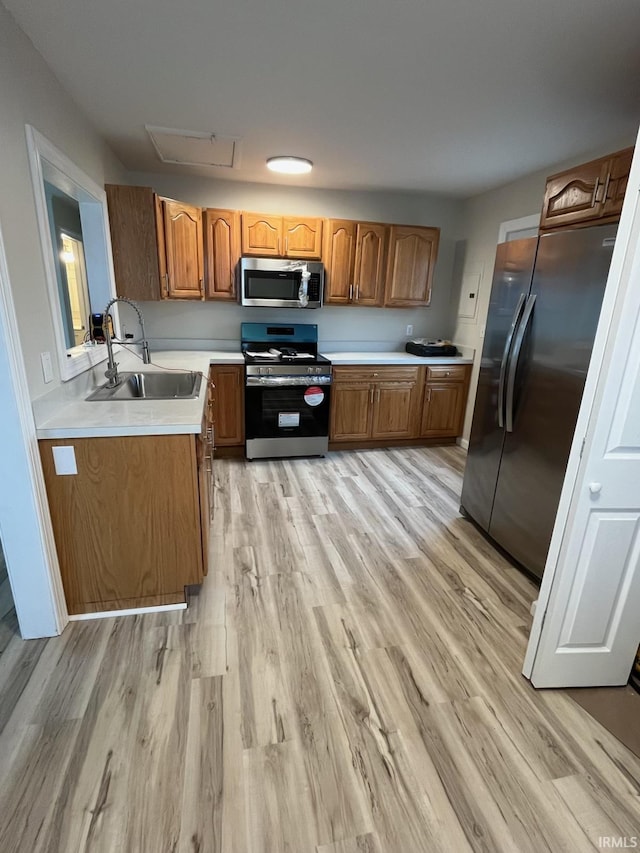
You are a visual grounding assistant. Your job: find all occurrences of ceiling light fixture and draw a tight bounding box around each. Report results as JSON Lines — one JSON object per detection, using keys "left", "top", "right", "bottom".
{"left": 266, "top": 156, "right": 313, "bottom": 175}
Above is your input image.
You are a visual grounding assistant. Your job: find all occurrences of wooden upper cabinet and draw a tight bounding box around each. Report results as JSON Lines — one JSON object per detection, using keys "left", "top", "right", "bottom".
{"left": 384, "top": 225, "right": 439, "bottom": 307}
{"left": 323, "top": 219, "right": 357, "bottom": 304}
{"left": 162, "top": 200, "right": 204, "bottom": 299}
{"left": 602, "top": 148, "right": 634, "bottom": 219}
{"left": 241, "top": 213, "right": 282, "bottom": 256}
{"left": 105, "top": 185, "right": 162, "bottom": 301}
{"left": 203, "top": 208, "right": 240, "bottom": 301}
{"left": 283, "top": 217, "right": 323, "bottom": 259}
{"left": 353, "top": 223, "right": 386, "bottom": 306}
{"left": 242, "top": 213, "right": 323, "bottom": 258}
{"left": 540, "top": 147, "right": 634, "bottom": 230}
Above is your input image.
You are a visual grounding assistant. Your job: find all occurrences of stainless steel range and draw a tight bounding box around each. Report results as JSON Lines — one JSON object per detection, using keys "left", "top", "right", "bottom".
{"left": 241, "top": 323, "right": 332, "bottom": 460}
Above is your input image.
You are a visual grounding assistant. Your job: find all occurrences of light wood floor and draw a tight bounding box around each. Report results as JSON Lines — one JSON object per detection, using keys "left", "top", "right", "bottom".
{"left": 1, "top": 446, "right": 639, "bottom": 852}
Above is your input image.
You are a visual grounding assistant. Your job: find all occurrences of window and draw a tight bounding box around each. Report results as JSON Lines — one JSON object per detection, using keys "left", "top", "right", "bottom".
{"left": 26, "top": 126, "right": 117, "bottom": 380}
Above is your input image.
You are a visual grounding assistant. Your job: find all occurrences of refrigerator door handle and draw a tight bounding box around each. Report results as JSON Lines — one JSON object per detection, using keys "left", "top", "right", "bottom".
{"left": 505, "top": 293, "right": 536, "bottom": 433}
{"left": 498, "top": 292, "right": 527, "bottom": 428}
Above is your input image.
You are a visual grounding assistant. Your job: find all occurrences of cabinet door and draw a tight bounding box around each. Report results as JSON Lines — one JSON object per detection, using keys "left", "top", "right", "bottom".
{"left": 283, "top": 217, "right": 323, "bottom": 259}
{"left": 353, "top": 223, "right": 386, "bottom": 306}
{"left": 421, "top": 382, "right": 466, "bottom": 437}
{"left": 323, "top": 220, "right": 357, "bottom": 304}
{"left": 204, "top": 209, "right": 240, "bottom": 301}
{"left": 210, "top": 365, "right": 244, "bottom": 446}
{"left": 371, "top": 381, "right": 419, "bottom": 439}
{"left": 602, "top": 148, "right": 634, "bottom": 219}
{"left": 384, "top": 225, "right": 439, "bottom": 307}
{"left": 162, "top": 200, "right": 204, "bottom": 299}
{"left": 241, "top": 213, "right": 282, "bottom": 256}
{"left": 540, "top": 159, "right": 610, "bottom": 230}
{"left": 105, "top": 185, "right": 162, "bottom": 301}
{"left": 330, "top": 383, "right": 373, "bottom": 441}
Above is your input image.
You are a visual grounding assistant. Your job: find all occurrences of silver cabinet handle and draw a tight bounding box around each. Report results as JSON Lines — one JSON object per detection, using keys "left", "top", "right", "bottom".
{"left": 505, "top": 294, "right": 536, "bottom": 433}
{"left": 349, "top": 284, "right": 353, "bottom": 301}
{"left": 498, "top": 292, "right": 527, "bottom": 428}
{"left": 602, "top": 173, "right": 611, "bottom": 203}
{"left": 369, "top": 386, "right": 374, "bottom": 404}
{"left": 591, "top": 179, "right": 600, "bottom": 208}
{"left": 355, "top": 284, "right": 360, "bottom": 300}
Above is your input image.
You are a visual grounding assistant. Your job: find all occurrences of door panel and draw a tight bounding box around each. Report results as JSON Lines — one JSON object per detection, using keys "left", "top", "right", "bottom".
{"left": 210, "top": 366, "right": 244, "bottom": 446}
{"left": 204, "top": 209, "right": 240, "bottom": 300}
{"left": 540, "top": 159, "right": 609, "bottom": 229}
{"left": 461, "top": 238, "right": 538, "bottom": 531}
{"left": 242, "top": 213, "right": 282, "bottom": 256}
{"left": 163, "top": 200, "right": 204, "bottom": 299}
{"left": 384, "top": 226, "right": 439, "bottom": 307}
{"left": 323, "top": 220, "right": 356, "bottom": 304}
{"left": 353, "top": 223, "right": 385, "bottom": 305}
{"left": 489, "top": 225, "right": 616, "bottom": 578}
{"left": 330, "top": 383, "right": 373, "bottom": 441}
{"left": 421, "top": 383, "right": 465, "bottom": 437}
{"left": 283, "top": 217, "right": 322, "bottom": 259}
{"left": 372, "top": 382, "right": 418, "bottom": 439}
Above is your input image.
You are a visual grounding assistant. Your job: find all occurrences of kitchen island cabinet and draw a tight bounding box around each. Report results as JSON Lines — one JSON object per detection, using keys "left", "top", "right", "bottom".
{"left": 39, "top": 432, "right": 207, "bottom": 614}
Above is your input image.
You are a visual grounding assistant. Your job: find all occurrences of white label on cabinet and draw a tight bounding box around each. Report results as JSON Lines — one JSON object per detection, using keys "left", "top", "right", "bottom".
{"left": 52, "top": 445, "right": 77, "bottom": 475}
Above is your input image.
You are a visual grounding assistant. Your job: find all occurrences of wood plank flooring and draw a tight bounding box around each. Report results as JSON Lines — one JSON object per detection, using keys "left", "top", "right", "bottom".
{"left": 1, "top": 446, "right": 640, "bottom": 852}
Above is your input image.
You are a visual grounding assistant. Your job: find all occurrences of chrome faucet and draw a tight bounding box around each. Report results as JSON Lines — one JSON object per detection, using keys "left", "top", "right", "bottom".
{"left": 102, "top": 296, "right": 151, "bottom": 387}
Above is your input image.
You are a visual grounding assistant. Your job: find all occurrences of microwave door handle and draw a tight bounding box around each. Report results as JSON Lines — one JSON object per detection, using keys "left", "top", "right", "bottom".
{"left": 497, "top": 292, "right": 527, "bottom": 428}
{"left": 505, "top": 293, "right": 536, "bottom": 433}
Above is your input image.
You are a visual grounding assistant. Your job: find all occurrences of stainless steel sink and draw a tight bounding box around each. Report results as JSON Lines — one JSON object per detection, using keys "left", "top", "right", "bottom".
{"left": 87, "top": 371, "right": 202, "bottom": 401}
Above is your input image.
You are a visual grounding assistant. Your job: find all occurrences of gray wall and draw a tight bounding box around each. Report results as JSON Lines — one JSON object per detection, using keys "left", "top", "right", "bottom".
{"left": 0, "top": 2, "right": 126, "bottom": 400}
{"left": 128, "top": 171, "right": 466, "bottom": 351}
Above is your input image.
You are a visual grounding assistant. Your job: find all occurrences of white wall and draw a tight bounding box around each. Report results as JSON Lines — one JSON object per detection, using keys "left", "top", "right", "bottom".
{"left": 0, "top": 1, "right": 126, "bottom": 400}
{"left": 452, "top": 137, "right": 635, "bottom": 440}
{"left": 127, "top": 171, "right": 466, "bottom": 351}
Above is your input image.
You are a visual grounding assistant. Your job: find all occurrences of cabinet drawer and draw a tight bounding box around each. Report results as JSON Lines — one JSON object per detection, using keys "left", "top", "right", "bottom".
{"left": 333, "top": 365, "right": 419, "bottom": 383}
{"left": 426, "top": 364, "right": 467, "bottom": 382}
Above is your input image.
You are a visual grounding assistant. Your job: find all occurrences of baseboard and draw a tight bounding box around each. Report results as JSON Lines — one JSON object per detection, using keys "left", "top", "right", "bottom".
{"left": 457, "top": 437, "right": 469, "bottom": 450}
{"left": 329, "top": 437, "right": 457, "bottom": 452}
{"left": 69, "top": 602, "right": 187, "bottom": 621}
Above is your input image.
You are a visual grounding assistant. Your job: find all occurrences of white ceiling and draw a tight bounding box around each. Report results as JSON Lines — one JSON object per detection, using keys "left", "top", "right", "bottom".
{"left": 5, "top": 0, "right": 640, "bottom": 196}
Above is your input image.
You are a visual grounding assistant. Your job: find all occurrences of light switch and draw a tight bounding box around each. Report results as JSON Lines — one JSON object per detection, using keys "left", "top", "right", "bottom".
{"left": 41, "top": 351, "right": 53, "bottom": 384}
{"left": 52, "top": 445, "right": 77, "bottom": 476}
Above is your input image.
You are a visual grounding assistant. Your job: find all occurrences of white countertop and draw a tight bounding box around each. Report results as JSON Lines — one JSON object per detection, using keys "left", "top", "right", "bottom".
{"left": 33, "top": 350, "right": 222, "bottom": 439}
{"left": 32, "top": 347, "right": 472, "bottom": 439}
{"left": 325, "top": 351, "right": 473, "bottom": 365}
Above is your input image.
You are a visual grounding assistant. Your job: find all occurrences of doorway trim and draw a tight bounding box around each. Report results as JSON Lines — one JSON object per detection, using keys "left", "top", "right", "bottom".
{"left": 0, "top": 220, "right": 68, "bottom": 638}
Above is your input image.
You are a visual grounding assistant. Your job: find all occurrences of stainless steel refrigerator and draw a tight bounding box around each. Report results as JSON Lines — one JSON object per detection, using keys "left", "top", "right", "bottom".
{"left": 460, "top": 224, "right": 617, "bottom": 580}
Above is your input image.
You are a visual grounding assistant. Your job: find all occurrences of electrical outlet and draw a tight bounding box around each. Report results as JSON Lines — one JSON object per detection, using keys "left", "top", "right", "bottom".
{"left": 41, "top": 351, "right": 53, "bottom": 384}
{"left": 406, "top": 324, "right": 413, "bottom": 336}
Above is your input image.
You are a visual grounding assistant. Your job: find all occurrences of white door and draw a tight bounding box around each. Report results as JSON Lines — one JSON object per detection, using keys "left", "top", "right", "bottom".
{"left": 526, "top": 137, "right": 640, "bottom": 687}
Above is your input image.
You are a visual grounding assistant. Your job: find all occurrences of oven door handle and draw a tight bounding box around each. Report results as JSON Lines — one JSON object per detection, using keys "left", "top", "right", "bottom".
{"left": 245, "top": 375, "right": 333, "bottom": 387}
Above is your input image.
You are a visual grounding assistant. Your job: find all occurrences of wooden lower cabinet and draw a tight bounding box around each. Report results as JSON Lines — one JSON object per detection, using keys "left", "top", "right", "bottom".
{"left": 331, "top": 363, "right": 471, "bottom": 447}
{"left": 330, "top": 366, "right": 421, "bottom": 443}
{"left": 39, "top": 434, "right": 206, "bottom": 614}
{"left": 420, "top": 365, "right": 471, "bottom": 438}
{"left": 209, "top": 365, "right": 244, "bottom": 446}
{"left": 331, "top": 382, "right": 373, "bottom": 441}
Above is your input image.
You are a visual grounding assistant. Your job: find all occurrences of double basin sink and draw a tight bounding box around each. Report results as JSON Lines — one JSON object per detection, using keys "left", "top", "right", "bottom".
{"left": 87, "top": 371, "right": 202, "bottom": 401}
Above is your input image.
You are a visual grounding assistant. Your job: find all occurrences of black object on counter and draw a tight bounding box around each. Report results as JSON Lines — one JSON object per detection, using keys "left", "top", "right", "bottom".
{"left": 405, "top": 340, "right": 458, "bottom": 357}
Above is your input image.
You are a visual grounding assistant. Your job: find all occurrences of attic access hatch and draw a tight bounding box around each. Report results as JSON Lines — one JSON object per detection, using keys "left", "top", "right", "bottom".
{"left": 146, "top": 126, "right": 242, "bottom": 169}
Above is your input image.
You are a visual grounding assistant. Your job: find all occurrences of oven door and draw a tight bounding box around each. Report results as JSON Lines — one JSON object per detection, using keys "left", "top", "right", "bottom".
{"left": 245, "top": 376, "right": 331, "bottom": 440}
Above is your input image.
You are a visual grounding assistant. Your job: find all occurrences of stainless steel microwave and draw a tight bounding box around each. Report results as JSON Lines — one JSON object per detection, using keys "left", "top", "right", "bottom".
{"left": 240, "top": 257, "right": 324, "bottom": 308}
